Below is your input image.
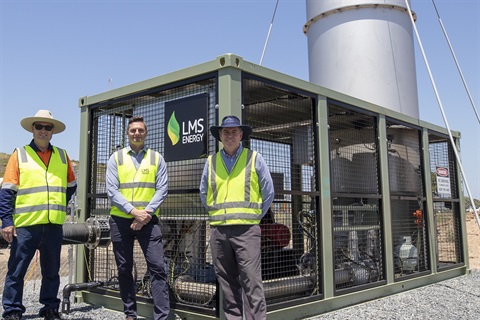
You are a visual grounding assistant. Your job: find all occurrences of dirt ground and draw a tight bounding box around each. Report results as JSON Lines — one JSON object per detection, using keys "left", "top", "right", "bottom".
{"left": 466, "top": 212, "right": 480, "bottom": 269}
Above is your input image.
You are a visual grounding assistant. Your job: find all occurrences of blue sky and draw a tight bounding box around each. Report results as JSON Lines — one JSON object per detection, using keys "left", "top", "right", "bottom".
{"left": 0, "top": 0, "right": 479, "bottom": 199}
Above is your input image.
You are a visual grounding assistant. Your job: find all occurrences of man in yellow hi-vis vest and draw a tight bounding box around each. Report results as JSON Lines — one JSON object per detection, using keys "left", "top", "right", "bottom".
{"left": 199, "top": 115, "right": 274, "bottom": 320}
{"left": 0, "top": 110, "right": 77, "bottom": 320}
{"left": 106, "top": 116, "right": 170, "bottom": 320}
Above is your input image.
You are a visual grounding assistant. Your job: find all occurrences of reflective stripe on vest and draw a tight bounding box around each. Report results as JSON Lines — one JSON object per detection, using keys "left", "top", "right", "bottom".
{"left": 207, "top": 149, "right": 262, "bottom": 225}
{"left": 14, "top": 146, "right": 68, "bottom": 227}
{"left": 110, "top": 148, "right": 160, "bottom": 218}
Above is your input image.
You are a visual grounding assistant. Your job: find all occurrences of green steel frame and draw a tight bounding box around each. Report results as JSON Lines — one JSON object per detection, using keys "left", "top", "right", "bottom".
{"left": 74, "top": 53, "right": 468, "bottom": 320}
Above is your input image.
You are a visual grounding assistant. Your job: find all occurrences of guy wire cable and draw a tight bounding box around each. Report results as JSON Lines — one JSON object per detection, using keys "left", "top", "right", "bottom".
{"left": 259, "top": 0, "right": 280, "bottom": 66}
{"left": 404, "top": 0, "right": 480, "bottom": 229}
{"left": 431, "top": 0, "right": 480, "bottom": 124}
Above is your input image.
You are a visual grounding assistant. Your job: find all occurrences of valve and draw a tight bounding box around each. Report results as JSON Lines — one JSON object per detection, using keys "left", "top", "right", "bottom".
{"left": 413, "top": 209, "right": 423, "bottom": 226}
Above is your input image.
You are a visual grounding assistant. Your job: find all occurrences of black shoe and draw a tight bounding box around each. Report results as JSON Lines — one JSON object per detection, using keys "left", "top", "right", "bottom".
{"left": 3, "top": 312, "right": 22, "bottom": 320}
{"left": 43, "top": 309, "right": 61, "bottom": 320}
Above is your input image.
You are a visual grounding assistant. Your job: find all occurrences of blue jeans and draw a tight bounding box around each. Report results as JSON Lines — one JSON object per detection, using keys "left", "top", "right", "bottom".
{"left": 109, "top": 216, "right": 170, "bottom": 320}
{"left": 2, "top": 224, "right": 63, "bottom": 317}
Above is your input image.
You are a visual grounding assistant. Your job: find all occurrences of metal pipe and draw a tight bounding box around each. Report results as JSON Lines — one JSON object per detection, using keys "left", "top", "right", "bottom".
{"left": 62, "top": 281, "right": 106, "bottom": 314}
{"left": 335, "top": 268, "right": 354, "bottom": 285}
{"left": 173, "top": 277, "right": 216, "bottom": 305}
{"left": 173, "top": 274, "right": 316, "bottom": 305}
{"left": 59, "top": 219, "right": 111, "bottom": 314}
{"left": 63, "top": 217, "right": 111, "bottom": 249}
{"left": 62, "top": 223, "right": 90, "bottom": 244}
{"left": 264, "top": 275, "right": 315, "bottom": 299}
{"left": 1, "top": 218, "right": 110, "bottom": 249}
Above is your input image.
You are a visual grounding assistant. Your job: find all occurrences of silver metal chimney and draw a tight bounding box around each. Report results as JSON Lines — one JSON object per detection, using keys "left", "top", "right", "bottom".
{"left": 305, "top": 0, "right": 419, "bottom": 118}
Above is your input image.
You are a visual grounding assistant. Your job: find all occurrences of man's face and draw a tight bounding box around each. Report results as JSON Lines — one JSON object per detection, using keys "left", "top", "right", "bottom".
{"left": 32, "top": 121, "right": 54, "bottom": 143}
{"left": 220, "top": 127, "right": 243, "bottom": 151}
{"left": 128, "top": 121, "right": 147, "bottom": 147}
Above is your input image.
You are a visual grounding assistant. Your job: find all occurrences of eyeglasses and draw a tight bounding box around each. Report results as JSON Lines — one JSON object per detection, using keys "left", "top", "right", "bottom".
{"left": 34, "top": 124, "right": 54, "bottom": 131}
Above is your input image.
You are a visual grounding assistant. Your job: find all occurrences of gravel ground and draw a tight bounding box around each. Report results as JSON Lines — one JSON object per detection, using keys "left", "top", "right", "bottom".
{"left": 11, "top": 270, "right": 480, "bottom": 319}
{"left": 306, "top": 269, "right": 480, "bottom": 320}
{"left": 16, "top": 279, "right": 125, "bottom": 320}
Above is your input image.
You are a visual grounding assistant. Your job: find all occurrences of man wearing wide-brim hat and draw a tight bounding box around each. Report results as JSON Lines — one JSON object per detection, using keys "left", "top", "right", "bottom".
{"left": 199, "top": 115, "right": 274, "bottom": 320}
{"left": 0, "top": 110, "right": 77, "bottom": 320}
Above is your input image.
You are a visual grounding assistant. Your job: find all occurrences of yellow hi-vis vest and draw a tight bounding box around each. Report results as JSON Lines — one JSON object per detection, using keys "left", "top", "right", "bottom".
{"left": 206, "top": 149, "right": 262, "bottom": 226}
{"left": 14, "top": 146, "right": 68, "bottom": 227}
{"left": 110, "top": 148, "right": 160, "bottom": 218}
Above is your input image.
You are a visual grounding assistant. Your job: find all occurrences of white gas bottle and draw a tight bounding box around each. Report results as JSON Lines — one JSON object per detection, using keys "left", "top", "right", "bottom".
{"left": 396, "top": 236, "right": 418, "bottom": 272}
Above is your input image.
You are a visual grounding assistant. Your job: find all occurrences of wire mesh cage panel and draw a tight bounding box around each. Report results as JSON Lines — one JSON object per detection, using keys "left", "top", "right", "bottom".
{"left": 429, "top": 135, "right": 459, "bottom": 200}
{"left": 391, "top": 199, "right": 429, "bottom": 277}
{"left": 327, "top": 102, "right": 384, "bottom": 292}
{"left": 386, "top": 123, "right": 424, "bottom": 197}
{"left": 86, "top": 76, "right": 219, "bottom": 313}
{"left": 242, "top": 74, "right": 320, "bottom": 303}
{"left": 329, "top": 103, "right": 379, "bottom": 196}
{"left": 385, "top": 120, "right": 430, "bottom": 279}
{"left": 428, "top": 133, "right": 463, "bottom": 269}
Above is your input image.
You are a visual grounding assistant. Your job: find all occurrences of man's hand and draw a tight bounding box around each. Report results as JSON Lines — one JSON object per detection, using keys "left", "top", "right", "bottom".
{"left": 129, "top": 208, "right": 152, "bottom": 225}
{"left": 130, "top": 220, "right": 144, "bottom": 231}
{"left": 1, "top": 226, "right": 16, "bottom": 243}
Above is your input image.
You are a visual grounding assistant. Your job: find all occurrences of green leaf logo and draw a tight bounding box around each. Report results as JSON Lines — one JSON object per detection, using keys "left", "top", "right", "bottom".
{"left": 167, "top": 112, "right": 180, "bottom": 145}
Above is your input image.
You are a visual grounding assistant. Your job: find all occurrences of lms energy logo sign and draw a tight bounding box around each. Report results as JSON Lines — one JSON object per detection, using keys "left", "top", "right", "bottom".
{"left": 164, "top": 94, "right": 208, "bottom": 161}
{"left": 167, "top": 112, "right": 180, "bottom": 145}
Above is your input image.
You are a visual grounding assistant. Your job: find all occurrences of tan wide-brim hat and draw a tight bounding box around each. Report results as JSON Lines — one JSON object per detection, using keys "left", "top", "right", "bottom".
{"left": 20, "top": 109, "right": 66, "bottom": 134}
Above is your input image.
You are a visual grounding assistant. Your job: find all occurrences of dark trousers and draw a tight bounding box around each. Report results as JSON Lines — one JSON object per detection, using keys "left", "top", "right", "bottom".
{"left": 2, "top": 224, "right": 63, "bottom": 317}
{"left": 109, "top": 216, "right": 170, "bottom": 320}
{"left": 210, "top": 224, "right": 266, "bottom": 320}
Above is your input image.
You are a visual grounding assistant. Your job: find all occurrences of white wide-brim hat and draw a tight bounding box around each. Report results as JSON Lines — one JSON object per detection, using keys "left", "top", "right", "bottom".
{"left": 20, "top": 109, "right": 66, "bottom": 134}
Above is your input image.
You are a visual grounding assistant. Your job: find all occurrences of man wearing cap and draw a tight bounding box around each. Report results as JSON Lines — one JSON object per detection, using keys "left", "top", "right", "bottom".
{"left": 199, "top": 115, "right": 274, "bottom": 320}
{"left": 0, "top": 110, "right": 77, "bottom": 320}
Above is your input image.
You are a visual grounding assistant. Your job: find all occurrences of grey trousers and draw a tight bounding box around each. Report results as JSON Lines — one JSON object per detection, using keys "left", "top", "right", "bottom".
{"left": 210, "top": 224, "right": 266, "bottom": 320}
